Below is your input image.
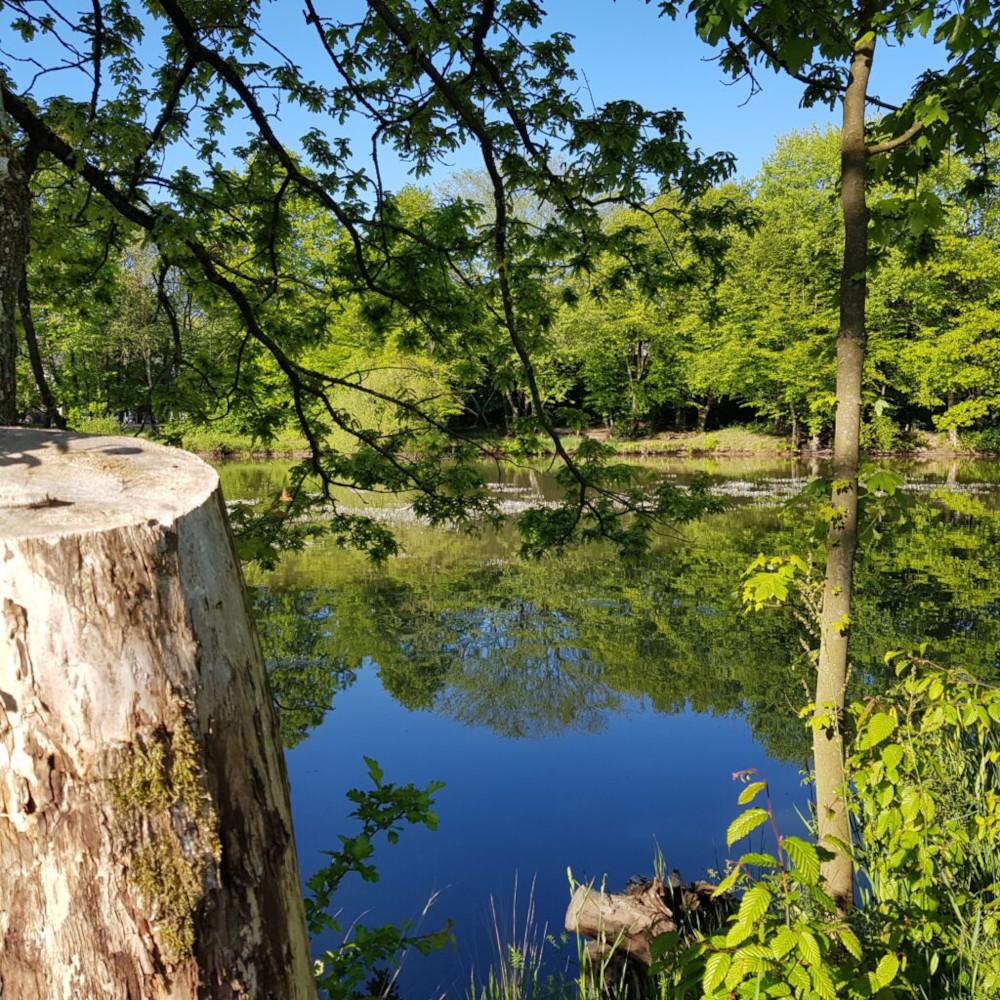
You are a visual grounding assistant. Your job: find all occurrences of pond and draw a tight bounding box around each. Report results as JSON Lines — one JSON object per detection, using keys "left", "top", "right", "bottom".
{"left": 219, "top": 456, "right": 1000, "bottom": 999}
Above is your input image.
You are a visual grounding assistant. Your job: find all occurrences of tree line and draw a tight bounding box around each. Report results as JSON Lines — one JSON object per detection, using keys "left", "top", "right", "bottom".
{"left": 13, "top": 127, "right": 1000, "bottom": 452}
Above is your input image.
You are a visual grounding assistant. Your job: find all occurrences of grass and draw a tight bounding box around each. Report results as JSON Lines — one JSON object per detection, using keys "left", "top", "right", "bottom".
{"left": 64, "top": 417, "right": 993, "bottom": 461}
{"left": 469, "top": 876, "right": 573, "bottom": 1000}
{"left": 554, "top": 425, "right": 794, "bottom": 456}
{"left": 158, "top": 424, "right": 310, "bottom": 456}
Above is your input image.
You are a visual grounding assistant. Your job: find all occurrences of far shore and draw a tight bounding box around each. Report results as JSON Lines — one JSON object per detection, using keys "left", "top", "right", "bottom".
{"left": 156, "top": 425, "right": 1000, "bottom": 463}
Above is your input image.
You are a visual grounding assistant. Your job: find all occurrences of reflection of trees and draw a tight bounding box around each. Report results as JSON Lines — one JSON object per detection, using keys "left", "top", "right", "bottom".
{"left": 427, "top": 603, "right": 621, "bottom": 738}
{"left": 363, "top": 585, "right": 624, "bottom": 737}
{"left": 250, "top": 484, "right": 1000, "bottom": 758}
{"left": 251, "top": 588, "right": 357, "bottom": 748}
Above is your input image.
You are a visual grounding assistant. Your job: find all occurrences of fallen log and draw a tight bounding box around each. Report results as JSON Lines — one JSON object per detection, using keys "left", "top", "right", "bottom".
{"left": 566, "top": 872, "right": 733, "bottom": 996}
{"left": 0, "top": 429, "right": 314, "bottom": 999}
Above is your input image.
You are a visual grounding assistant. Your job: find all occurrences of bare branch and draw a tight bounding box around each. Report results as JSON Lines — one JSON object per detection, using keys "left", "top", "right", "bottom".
{"left": 866, "top": 119, "right": 924, "bottom": 157}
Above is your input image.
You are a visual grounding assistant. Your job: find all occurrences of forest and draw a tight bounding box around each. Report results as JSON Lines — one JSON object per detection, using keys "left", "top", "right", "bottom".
{"left": 3, "top": 1, "right": 1000, "bottom": 999}
{"left": 14, "top": 123, "right": 1000, "bottom": 456}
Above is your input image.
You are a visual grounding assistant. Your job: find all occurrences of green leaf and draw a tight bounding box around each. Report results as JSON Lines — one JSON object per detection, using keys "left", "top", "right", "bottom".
{"left": 772, "top": 926, "right": 798, "bottom": 958}
{"left": 725, "top": 920, "right": 754, "bottom": 948}
{"left": 862, "top": 711, "right": 897, "bottom": 748}
{"left": 876, "top": 952, "right": 899, "bottom": 989}
{"left": 737, "top": 885, "right": 773, "bottom": 924}
{"left": 727, "top": 808, "right": 770, "bottom": 846}
{"left": 649, "top": 931, "right": 679, "bottom": 959}
{"left": 738, "top": 781, "right": 768, "bottom": 805}
{"left": 881, "top": 743, "right": 904, "bottom": 771}
{"left": 864, "top": 469, "right": 904, "bottom": 495}
{"left": 788, "top": 963, "right": 810, "bottom": 991}
{"left": 839, "top": 926, "right": 863, "bottom": 960}
{"left": 364, "top": 756, "right": 384, "bottom": 785}
{"left": 810, "top": 962, "right": 837, "bottom": 1000}
{"left": 782, "top": 836, "right": 820, "bottom": 885}
{"left": 738, "top": 852, "right": 780, "bottom": 868}
{"left": 797, "top": 929, "right": 821, "bottom": 967}
{"left": 703, "top": 951, "right": 731, "bottom": 993}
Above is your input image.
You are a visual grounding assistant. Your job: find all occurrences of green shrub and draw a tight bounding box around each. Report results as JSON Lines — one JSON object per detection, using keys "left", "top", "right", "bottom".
{"left": 964, "top": 428, "right": 1000, "bottom": 454}
{"left": 650, "top": 654, "right": 1000, "bottom": 1000}
{"left": 861, "top": 414, "right": 902, "bottom": 452}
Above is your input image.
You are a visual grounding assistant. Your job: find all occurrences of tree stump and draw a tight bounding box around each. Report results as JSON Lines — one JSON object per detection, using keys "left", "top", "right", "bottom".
{"left": 0, "top": 429, "right": 315, "bottom": 999}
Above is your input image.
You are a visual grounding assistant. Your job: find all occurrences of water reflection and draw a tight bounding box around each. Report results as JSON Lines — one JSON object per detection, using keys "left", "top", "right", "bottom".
{"left": 242, "top": 458, "right": 1000, "bottom": 760}
{"left": 232, "top": 456, "right": 1000, "bottom": 997}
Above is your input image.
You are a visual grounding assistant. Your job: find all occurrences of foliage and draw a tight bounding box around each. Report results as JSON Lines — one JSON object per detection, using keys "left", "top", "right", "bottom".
{"left": 650, "top": 656, "right": 1000, "bottom": 1000}
{"left": 850, "top": 652, "right": 1000, "bottom": 997}
{"left": 306, "top": 757, "right": 451, "bottom": 1000}
{"left": 2, "top": 0, "right": 746, "bottom": 559}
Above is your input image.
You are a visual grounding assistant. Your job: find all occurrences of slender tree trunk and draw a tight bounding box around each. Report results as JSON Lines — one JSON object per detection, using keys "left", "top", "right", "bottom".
{"left": 813, "top": 25, "right": 873, "bottom": 913}
{"left": 790, "top": 403, "right": 799, "bottom": 449}
{"left": 696, "top": 394, "right": 713, "bottom": 433}
{"left": 0, "top": 428, "right": 316, "bottom": 999}
{"left": 946, "top": 390, "right": 960, "bottom": 448}
{"left": 18, "top": 263, "right": 66, "bottom": 429}
{"left": 0, "top": 128, "right": 30, "bottom": 424}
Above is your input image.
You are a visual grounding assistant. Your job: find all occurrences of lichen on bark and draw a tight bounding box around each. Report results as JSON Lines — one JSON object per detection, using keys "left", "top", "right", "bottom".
{"left": 111, "top": 699, "right": 221, "bottom": 963}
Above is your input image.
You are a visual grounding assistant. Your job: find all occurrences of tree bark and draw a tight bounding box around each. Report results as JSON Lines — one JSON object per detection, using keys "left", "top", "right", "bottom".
{"left": 18, "top": 263, "right": 66, "bottom": 428}
{"left": 946, "top": 390, "right": 960, "bottom": 448}
{"left": 565, "top": 876, "right": 733, "bottom": 996}
{"left": 0, "top": 428, "right": 315, "bottom": 999}
{"left": 696, "top": 394, "right": 713, "bottom": 433}
{"left": 813, "top": 23, "right": 873, "bottom": 913}
{"left": 0, "top": 125, "right": 31, "bottom": 425}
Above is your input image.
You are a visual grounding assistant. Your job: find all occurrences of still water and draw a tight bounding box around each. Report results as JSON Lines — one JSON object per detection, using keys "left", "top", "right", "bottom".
{"left": 220, "top": 456, "right": 1000, "bottom": 998}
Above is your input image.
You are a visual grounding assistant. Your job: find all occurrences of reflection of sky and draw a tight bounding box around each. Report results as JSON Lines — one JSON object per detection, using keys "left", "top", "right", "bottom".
{"left": 289, "top": 666, "right": 805, "bottom": 1000}
{"left": 259, "top": 458, "right": 1000, "bottom": 998}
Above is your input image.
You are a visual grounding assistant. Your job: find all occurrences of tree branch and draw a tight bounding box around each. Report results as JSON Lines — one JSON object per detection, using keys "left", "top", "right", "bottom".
{"left": 866, "top": 119, "right": 924, "bottom": 156}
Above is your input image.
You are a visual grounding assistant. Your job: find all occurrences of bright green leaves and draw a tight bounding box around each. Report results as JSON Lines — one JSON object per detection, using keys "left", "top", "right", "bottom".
{"left": 702, "top": 950, "right": 731, "bottom": 993}
{"left": 850, "top": 654, "right": 1000, "bottom": 993}
{"left": 741, "top": 554, "right": 811, "bottom": 612}
{"left": 304, "top": 759, "right": 450, "bottom": 997}
{"left": 673, "top": 767, "right": 905, "bottom": 1000}
{"left": 859, "top": 710, "right": 898, "bottom": 749}
{"left": 669, "top": 657, "right": 1000, "bottom": 1000}
{"left": 873, "top": 952, "right": 900, "bottom": 990}
{"left": 737, "top": 884, "right": 773, "bottom": 926}
{"left": 727, "top": 807, "right": 770, "bottom": 847}
{"left": 738, "top": 780, "right": 768, "bottom": 805}
{"left": 781, "top": 836, "right": 820, "bottom": 885}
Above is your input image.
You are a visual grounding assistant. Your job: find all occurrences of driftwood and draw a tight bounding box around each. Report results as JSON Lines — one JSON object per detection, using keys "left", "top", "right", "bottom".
{"left": 566, "top": 872, "right": 734, "bottom": 996}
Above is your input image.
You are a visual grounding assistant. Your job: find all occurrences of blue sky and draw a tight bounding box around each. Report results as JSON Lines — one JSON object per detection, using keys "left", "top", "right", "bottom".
{"left": 4, "top": 1, "right": 950, "bottom": 190}
{"left": 535, "top": 1, "right": 945, "bottom": 180}
{"left": 250, "top": 0, "right": 950, "bottom": 191}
